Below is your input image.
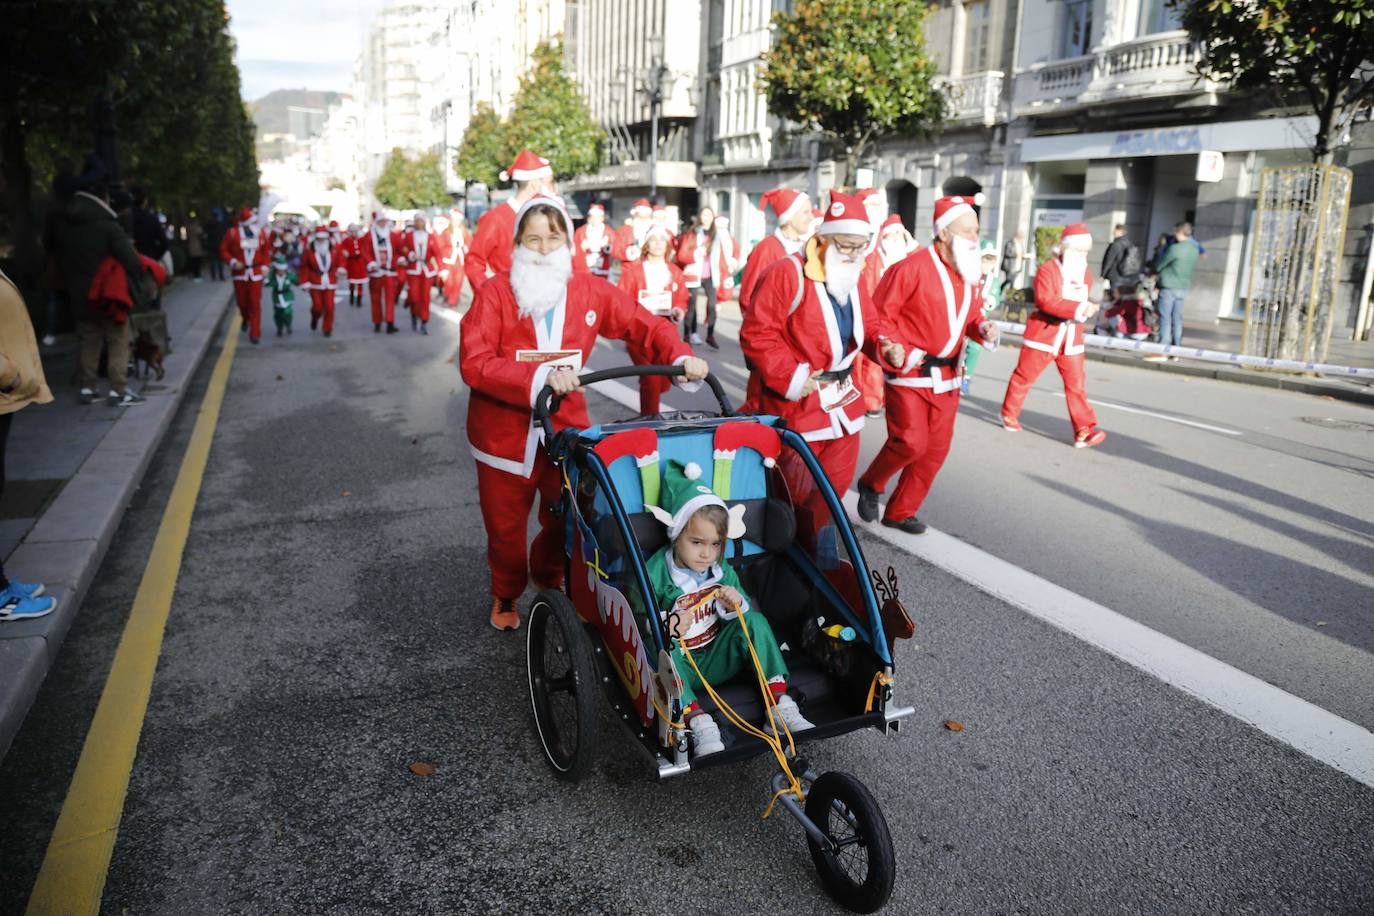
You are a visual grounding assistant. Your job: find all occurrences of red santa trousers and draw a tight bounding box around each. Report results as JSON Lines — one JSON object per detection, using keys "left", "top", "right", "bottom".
{"left": 309, "top": 288, "right": 336, "bottom": 334}
{"left": 856, "top": 354, "right": 885, "bottom": 412}
{"left": 233, "top": 279, "right": 263, "bottom": 339}
{"left": 778, "top": 431, "right": 861, "bottom": 546}
{"left": 1000, "top": 348, "right": 1098, "bottom": 433}
{"left": 858, "top": 387, "right": 959, "bottom": 522}
{"left": 475, "top": 454, "right": 565, "bottom": 600}
{"left": 405, "top": 275, "right": 433, "bottom": 322}
{"left": 369, "top": 275, "right": 398, "bottom": 325}
{"left": 442, "top": 264, "right": 464, "bottom": 306}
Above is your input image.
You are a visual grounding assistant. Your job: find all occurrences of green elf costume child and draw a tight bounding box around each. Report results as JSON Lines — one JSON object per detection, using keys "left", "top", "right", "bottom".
{"left": 268, "top": 255, "right": 297, "bottom": 337}
{"left": 644, "top": 459, "right": 813, "bottom": 756}
{"left": 962, "top": 239, "right": 1002, "bottom": 395}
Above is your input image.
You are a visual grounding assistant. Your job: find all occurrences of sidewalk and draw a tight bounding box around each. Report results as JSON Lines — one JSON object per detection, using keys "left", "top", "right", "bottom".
{"left": 0, "top": 278, "right": 233, "bottom": 758}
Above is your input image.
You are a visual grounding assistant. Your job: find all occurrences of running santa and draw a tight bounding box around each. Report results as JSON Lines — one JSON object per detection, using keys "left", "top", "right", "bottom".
{"left": 298, "top": 225, "right": 340, "bottom": 337}
{"left": 361, "top": 212, "right": 402, "bottom": 334}
{"left": 219, "top": 206, "right": 272, "bottom": 345}
{"left": 399, "top": 214, "right": 441, "bottom": 334}
{"left": 737, "top": 187, "right": 813, "bottom": 318}
{"left": 617, "top": 223, "right": 691, "bottom": 415}
{"left": 572, "top": 203, "right": 613, "bottom": 277}
{"left": 465, "top": 149, "right": 554, "bottom": 294}
{"left": 854, "top": 196, "right": 1000, "bottom": 535}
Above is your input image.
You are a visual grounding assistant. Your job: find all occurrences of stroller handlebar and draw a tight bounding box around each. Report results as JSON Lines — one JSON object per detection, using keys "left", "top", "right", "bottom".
{"left": 533, "top": 364, "right": 734, "bottom": 443}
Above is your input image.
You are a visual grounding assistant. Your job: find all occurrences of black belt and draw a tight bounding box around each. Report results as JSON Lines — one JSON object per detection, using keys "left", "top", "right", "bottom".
{"left": 1033, "top": 310, "right": 1066, "bottom": 325}
{"left": 884, "top": 353, "right": 958, "bottom": 380}
{"left": 815, "top": 367, "right": 852, "bottom": 382}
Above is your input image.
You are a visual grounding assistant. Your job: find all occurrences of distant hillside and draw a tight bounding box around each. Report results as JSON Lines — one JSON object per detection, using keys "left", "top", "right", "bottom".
{"left": 250, "top": 90, "right": 344, "bottom": 141}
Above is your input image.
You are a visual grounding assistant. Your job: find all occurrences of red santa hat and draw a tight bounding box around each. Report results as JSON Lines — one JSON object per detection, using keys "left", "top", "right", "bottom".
{"left": 1059, "top": 223, "right": 1092, "bottom": 251}
{"left": 758, "top": 187, "right": 810, "bottom": 223}
{"left": 586, "top": 203, "right": 605, "bottom": 216}
{"left": 313, "top": 225, "right": 330, "bottom": 238}
{"left": 631, "top": 198, "right": 652, "bottom": 215}
{"left": 651, "top": 203, "right": 665, "bottom": 212}
{"left": 933, "top": 196, "right": 976, "bottom": 234}
{"left": 238, "top": 206, "right": 254, "bottom": 223}
{"left": 880, "top": 214, "right": 908, "bottom": 236}
{"left": 818, "top": 190, "right": 873, "bottom": 237}
{"left": 512, "top": 192, "right": 574, "bottom": 248}
{"left": 328, "top": 220, "right": 339, "bottom": 229}
{"left": 500, "top": 149, "right": 553, "bottom": 183}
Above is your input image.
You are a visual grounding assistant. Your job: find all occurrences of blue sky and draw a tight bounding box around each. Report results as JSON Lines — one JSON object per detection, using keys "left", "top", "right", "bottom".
{"left": 228, "top": 0, "right": 385, "bottom": 101}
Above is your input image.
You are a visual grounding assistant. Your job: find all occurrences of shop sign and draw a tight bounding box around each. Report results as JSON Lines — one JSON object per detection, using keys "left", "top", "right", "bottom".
{"left": 1195, "top": 150, "right": 1226, "bottom": 183}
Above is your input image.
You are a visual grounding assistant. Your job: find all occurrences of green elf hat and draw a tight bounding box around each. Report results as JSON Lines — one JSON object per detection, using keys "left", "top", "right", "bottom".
{"left": 979, "top": 239, "right": 997, "bottom": 257}
{"left": 647, "top": 460, "right": 746, "bottom": 541}
{"left": 272, "top": 254, "right": 288, "bottom": 269}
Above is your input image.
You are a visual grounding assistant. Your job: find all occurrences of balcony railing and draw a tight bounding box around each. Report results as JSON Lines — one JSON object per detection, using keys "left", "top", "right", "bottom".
{"left": 934, "top": 70, "right": 1005, "bottom": 127}
{"left": 1014, "top": 31, "right": 1212, "bottom": 116}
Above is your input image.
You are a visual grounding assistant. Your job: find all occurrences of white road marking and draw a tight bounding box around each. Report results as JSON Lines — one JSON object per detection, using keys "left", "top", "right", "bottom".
{"left": 842, "top": 490, "right": 1374, "bottom": 790}
{"left": 432, "top": 305, "right": 462, "bottom": 326}
{"left": 1047, "top": 391, "right": 1244, "bottom": 435}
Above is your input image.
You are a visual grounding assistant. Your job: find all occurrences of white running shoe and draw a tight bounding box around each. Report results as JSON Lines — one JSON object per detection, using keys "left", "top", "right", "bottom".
{"left": 690, "top": 713, "right": 725, "bottom": 756}
{"left": 769, "top": 694, "right": 815, "bottom": 735}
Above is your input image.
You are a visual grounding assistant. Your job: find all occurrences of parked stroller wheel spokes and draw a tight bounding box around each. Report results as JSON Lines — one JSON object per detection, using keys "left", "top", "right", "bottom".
{"left": 527, "top": 590, "right": 599, "bottom": 781}
{"left": 804, "top": 772, "right": 896, "bottom": 913}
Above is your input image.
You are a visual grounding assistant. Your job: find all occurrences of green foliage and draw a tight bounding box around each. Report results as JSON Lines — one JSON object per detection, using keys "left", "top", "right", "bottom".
{"left": 456, "top": 102, "right": 509, "bottom": 187}
{"left": 500, "top": 40, "right": 603, "bottom": 181}
{"left": 759, "top": 0, "right": 945, "bottom": 181}
{"left": 1170, "top": 0, "right": 1374, "bottom": 161}
{"left": 373, "top": 148, "right": 450, "bottom": 210}
{"left": 1034, "top": 226, "right": 1064, "bottom": 265}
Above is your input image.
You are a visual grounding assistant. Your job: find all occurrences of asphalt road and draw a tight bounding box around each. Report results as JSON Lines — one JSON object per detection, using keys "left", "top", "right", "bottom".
{"left": 1, "top": 292, "right": 1371, "bottom": 914}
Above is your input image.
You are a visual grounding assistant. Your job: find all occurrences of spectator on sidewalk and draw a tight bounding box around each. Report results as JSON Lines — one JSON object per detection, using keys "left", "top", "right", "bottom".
{"left": 131, "top": 187, "right": 168, "bottom": 309}
{"left": 0, "top": 267, "right": 58, "bottom": 621}
{"left": 1149, "top": 221, "right": 1200, "bottom": 357}
{"left": 1100, "top": 224, "right": 1142, "bottom": 302}
{"left": 185, "top": 214, "right": 206, "bottom": 281}
{"left": 57, "top": 182, "right": 148, "bottom": 406}
{"left": 205, "top": 212, "right": 226, "bottom": 281}
{"left": 1000, "top": 229, "right": 1032, "bottom": 295}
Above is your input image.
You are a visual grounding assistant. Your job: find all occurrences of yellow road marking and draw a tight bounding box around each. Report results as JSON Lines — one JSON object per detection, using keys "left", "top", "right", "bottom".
{"left": 26, "top": 315, "right": 239, "bottom": 915}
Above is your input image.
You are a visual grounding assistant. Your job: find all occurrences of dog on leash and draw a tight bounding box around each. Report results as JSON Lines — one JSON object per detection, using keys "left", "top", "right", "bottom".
{"left": 132, "top": 331, "right": 165, "bottom": 380}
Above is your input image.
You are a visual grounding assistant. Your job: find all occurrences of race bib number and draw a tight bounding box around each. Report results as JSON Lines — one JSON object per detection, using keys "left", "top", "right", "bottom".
{"left": 638, "top": 290, "right": 673, "bottom": 316}
{"left": 516, "top": 349, "right": 583, "bottom": 372}
{"left": 818, "top": 376, "right": 861, "bottom": 413}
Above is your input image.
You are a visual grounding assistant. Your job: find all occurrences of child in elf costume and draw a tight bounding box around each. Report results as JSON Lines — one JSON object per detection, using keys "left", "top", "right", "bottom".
{"left": 961, "top": 240, "right": 1001, "bottom": 395}
{"left": 644, "top": 460, "right": 813, "bottom": 756}
{"left": 268, "top": 255, "right": 297, "bottom": 337}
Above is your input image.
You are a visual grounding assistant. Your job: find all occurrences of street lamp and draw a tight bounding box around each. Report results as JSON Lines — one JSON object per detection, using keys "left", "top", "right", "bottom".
{"left": 623, "top": 35, "right": 678, "bottom": 201}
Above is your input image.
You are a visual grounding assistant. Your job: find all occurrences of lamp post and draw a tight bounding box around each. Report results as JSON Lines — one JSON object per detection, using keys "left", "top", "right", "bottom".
{"left": 611, "top": 36, "right": 678, "bottom": 201}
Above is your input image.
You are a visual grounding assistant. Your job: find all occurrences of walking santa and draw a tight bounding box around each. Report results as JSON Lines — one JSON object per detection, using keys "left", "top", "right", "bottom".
{"left": 339, "top": 224, "right": 368, "bottom": 307}
{"left": 465, "top": 149, "right": 554, "bottom": 294}
{"left": 362, "top": 213, "right": 402, "bottom": 333}
{"left": 219, "top": 206, "right": 271, "bottom": 344}
{"left": 998, "top": 223, "right": 1106, "bottom": 448}
{"left": 740, "top": 190, "right": 903, "bottom": 541}
{"left": 458, "top": 193, "right": 707, "bottom": 631}
{"left": 612, "top": 198, "right": 654, "bottom": 263}
{"left": 617, "top": 224, "right": 690, "bottom": 414}
{"left": 439, "top": 211, "right": 471, "bottom": 306}
{"left": 854, "top": 196, "right": 1000, "bottom": 534}
{"left": 857, "top": 215, "right": 919, "bottom": 415}
{"left": 572, "top": 203, "right": 613, "bottom": 277}
{"left": 299, "top": 226, "right": 340, "bottom": 336}
{"left": 738, "top": 187, "right": 812, "bottom": 317}
{"left": 399, "top": 214, "right": 441, "bottom": 334}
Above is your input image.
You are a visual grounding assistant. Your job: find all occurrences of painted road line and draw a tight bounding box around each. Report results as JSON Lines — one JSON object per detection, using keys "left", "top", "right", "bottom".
{"left": 842, "top": 490, "right": 1374, "bottom": 790}
{"left": 432, "top": 304, "right": 462, "bottom": 326}
{"left": 1048, "top": 391, "right": 1244, "bottom": 436}
{"left": 26, "top": 319, "right": 240, "bottom": 916}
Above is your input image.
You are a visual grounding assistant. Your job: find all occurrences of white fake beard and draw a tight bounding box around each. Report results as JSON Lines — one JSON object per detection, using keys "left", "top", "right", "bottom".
{"left": 1061, "top": 250, "right": 1089, "bottom": 281}
{"left": 952, "top": 236, "right": 983, "bottom": 285}
{"left": 824, "top": 245, "right": 864, "bottom": 301}
{"left": 511, "top": 245, "right": 573, "bottom": 320}
{"left": 881, "top": 238, "right": 909, "bottom": 264}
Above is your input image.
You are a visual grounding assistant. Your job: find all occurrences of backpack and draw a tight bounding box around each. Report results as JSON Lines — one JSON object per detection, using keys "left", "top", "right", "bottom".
{"left": 1121, "top": 242, "right": 1143, "bottom": 280}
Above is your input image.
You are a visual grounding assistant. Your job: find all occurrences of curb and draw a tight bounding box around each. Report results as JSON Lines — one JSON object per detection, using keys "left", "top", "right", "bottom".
{"left": 0, "top": 292, "right": 233, "bottom": 760}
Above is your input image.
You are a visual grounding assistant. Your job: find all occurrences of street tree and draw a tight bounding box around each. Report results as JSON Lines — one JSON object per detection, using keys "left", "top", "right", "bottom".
{"left": 1170, "top": 0, "right": 1374, "bottom": 163}
{"left": 373, "top": 148, "right": 450, "bottom": 211}
{"left": 759, "top": 0, "right": 946, "bottom": 185}
{"left": 501, "top": 40, "right": 602, "bottom": 180}
{"left": 456, "top": 102, "right": 508, "bottom": 188}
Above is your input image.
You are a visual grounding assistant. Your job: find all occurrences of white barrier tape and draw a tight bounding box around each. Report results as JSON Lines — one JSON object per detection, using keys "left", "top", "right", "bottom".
{"left": 992, "top": 320, "right": 1374, "bottom": 380}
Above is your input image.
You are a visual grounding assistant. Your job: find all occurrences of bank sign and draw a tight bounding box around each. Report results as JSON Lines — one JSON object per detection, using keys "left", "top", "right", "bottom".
{"left": 1021, "top": 116, "right": 1318, "bottom": 163}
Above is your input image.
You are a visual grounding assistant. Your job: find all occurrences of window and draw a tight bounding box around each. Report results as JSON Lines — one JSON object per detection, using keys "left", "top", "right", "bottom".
{"left": 1060, "top": 0, "right": 1093, "bottom": 57}
{"left": 963, "top": 0, "right": 990, "bottom": 73}
{"left": 1136, "top": 0, "right": 1184, "bottom": 35}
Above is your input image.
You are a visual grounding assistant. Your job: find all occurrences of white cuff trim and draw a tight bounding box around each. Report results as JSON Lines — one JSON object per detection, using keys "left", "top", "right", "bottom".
{"left": 1073, "top": 301, "right": 1093, "bottom": 322}
{"left": 530, "top": 363, "right": 556, "bottom": 407}
{"left": 785, "top": 362, "right": 812, "bottom": 402}
{"left": 901, "top": 347, "right": 926, "bottom": 374}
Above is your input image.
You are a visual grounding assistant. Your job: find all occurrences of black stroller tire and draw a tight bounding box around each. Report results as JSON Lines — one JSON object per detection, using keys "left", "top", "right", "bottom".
{"left": 526, "top": 589, "right": 599, "bottom": 781}
{"left": 805, "top": 771, "right": 896, "bottom": 913}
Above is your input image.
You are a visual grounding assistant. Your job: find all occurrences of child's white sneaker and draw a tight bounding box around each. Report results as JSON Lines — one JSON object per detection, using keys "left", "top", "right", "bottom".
{"left": 690, "top": 713, "right": 725, "bottom": 756}
{"left": 770, "top": 694, "right": 815, "bottom": 735}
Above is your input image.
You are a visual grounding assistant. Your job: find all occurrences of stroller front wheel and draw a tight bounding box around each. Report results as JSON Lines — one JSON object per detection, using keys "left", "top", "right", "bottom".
{"left": 527, "top": 589, "right": 599, "bottom": 781}
{"left": 805, "top": 771, "right": 896, "bottom": 913}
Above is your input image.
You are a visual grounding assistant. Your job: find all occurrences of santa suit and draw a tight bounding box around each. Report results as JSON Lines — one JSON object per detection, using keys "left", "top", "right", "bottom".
{"left": 612, "top": 220, "right": 654, "bottom": 263}
{"left": 399, "top": 228, "right": 441, "bottom": 323}
{"left": 465, "top": 199, "right": 517, "bottom": 293}
{"left": 573, "top": 221, "right": 613, "bottom": 277}
{"left": 617, "top": 258, "right": 690, "bottom": 414}
{"left": 858, "top": 245, "right": 995, "bottom": 522}
{"left": 361, "top": 226, "right": 402, "bottom": 326}
{"left": 458, "top": 271, "right": 695, "bottom": 600}
{"left": 739, "top": 230, "right": 804, "bottom": 317}
{"left": 299, "top": 240, "right": 339, "bottom": 334}
{"left": 220, "top": 221, "right": 270, "bottom": 339}
{"left": 741, "top": 241, "right": 885, "bottom": 528}
{"left": 1000, "top": 258, "right": 1099, "bottom": 433}
{"left": 338, "top": 235, "right": 368, "bottom": 303}
{"left": 441, "top": 225, "right": 470, "bottom": 305}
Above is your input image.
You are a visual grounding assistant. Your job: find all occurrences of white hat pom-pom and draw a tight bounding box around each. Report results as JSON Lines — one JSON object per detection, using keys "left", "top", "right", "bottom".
{"left": 499, "top": 170, "right": 510, "bottom": 182}
{"left": 763, "top": 457, "right": 776, "bottom": 468}
{"left": 683, "top": 462, "right": 702, "bottom": 480}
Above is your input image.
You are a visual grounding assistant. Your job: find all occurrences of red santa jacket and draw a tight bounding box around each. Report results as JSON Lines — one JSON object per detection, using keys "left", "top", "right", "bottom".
{"left": 399, "top": 229, "right": 441, "bottom": 278}
{"left": 89, "top": 254, "right": 167, "bottom": 322}
{"left": 873, "top": 245, "right": 995, "bottom": 394}
{"left": 740, "top": 240, "right": 886, "bottom": 441}
{"left": 465, "top": 200, "right": 518, "bottom": 292}
{"left": 573, "top": 223, "right": 613, "bottom": 276}
{"left": 739, "top": 232, "right": 801, "bottom": 314}
{"left": 1025, "top": 258, "right": 1094, "bottom": 357}
{"left": 219, "top": 223, "right": 271, "bottom": 281}
{"left": 337, "top": 236, "right": 369, "bottom": 281}
{"left": 361, "top": 228, "right": 403, "bottom": 277}
{"left": 458, "top": 272, "right": 695, "bottom": 477}
{"left": 298, "top": 241, "right": 338, "bottom": 290}
{"left": 616, "top": 258, "right": 689, "bottom": 317}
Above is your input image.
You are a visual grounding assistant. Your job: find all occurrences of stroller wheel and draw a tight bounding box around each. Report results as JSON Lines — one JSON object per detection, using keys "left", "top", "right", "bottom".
{"left": 805, "top": 771, "right": 896, "bottom": 913}
{"left": 527, "top": 589, "right": 599, "bottom": 781}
